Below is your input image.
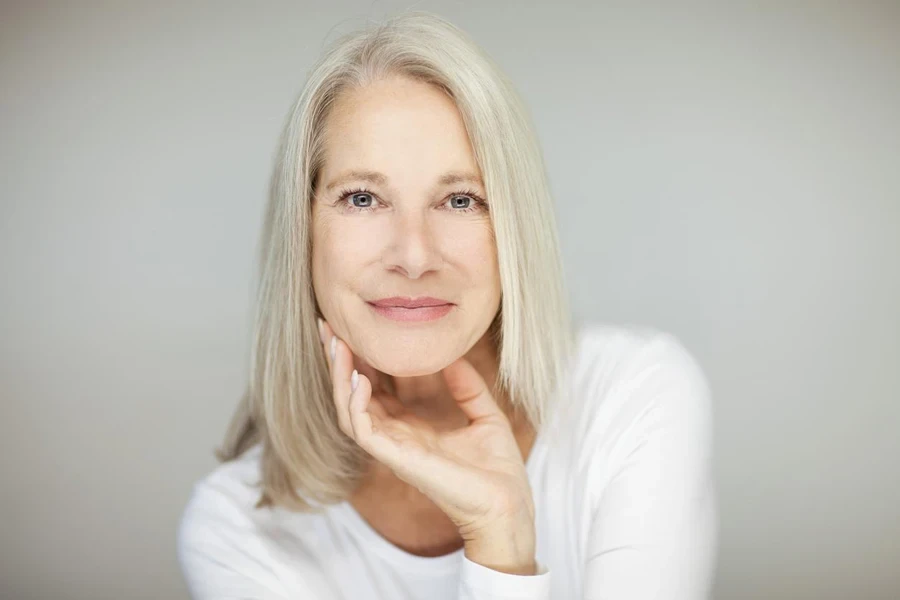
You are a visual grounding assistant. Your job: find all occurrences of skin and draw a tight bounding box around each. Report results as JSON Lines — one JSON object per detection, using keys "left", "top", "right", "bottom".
{"left": 311, "top": 74, "right": 538, "bottom": 575}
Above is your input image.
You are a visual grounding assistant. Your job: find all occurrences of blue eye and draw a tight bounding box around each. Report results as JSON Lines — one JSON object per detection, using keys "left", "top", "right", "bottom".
{"left": 443, "top": 191, "right": 489, "bottom": 213}
{"left": 449, "top": 195, "right": 472, "bottom": 210}
{"left": 347, "top": 191, "right": 376, "bottom": 211}
{"left": 333, "top": 188, "right": 378, "bottom": 213}
{"left": 335, "top": 187, "right": 488, "bottom": 214}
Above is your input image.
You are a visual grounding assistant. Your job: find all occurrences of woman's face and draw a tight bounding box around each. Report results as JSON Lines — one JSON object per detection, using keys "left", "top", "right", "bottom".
{"left": 311, "top": 75, "right": 500, "bottom": 377}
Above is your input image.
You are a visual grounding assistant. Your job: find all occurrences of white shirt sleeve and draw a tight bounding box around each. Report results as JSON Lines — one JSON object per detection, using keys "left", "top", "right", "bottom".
{"left": 457, "top": 554, "right": 551, "bottom": 599}
{"left": 454, "top": 334, "right": 716, "bottom": 600}
{"left": 581, "top": 334, "right": 717, "bottom": 599}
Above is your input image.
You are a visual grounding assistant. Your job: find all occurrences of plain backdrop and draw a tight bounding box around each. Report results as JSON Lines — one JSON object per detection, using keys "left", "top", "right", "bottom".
{"left": 1, "top": 1, "right": 898, "bottom": 599}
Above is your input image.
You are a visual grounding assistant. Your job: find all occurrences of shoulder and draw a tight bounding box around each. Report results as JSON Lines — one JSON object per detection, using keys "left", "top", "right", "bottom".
{"left": 177, "top": 446, "right": 345, "bottom": 597}
{"left": 552, "top": 322, "right": 713, "bottom": 467}
{"left": 177, "top": 442, "right": 263, "bottom": 548}
{"left": 178, "top": 443, "right": 266, "bottom": 530}
{"left": 176, "top": 444, "right": 291, "bottom": 595}
{"left": 574, "top": 322, "right": 710, "bottom": 409}
{"left": 568, "top": 321, "right": 710, "bottom": 402}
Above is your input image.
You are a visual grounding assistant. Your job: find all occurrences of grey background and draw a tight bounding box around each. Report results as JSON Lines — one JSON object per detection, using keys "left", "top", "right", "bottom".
{"left": 1, "top": 1, "right": 898, "bottom": 599}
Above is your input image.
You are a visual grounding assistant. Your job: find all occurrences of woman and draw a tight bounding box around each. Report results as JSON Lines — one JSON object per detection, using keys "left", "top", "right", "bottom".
{"left": 177, "top": 11, "right": 716, "bottom": 600}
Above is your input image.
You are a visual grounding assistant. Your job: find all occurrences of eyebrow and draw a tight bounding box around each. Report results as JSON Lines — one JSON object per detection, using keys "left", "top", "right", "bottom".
{"left": 323, "top": 170, "right": 484, "bottom": 192}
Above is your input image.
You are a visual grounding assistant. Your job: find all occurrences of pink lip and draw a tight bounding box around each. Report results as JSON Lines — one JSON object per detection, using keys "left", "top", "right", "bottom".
{"left": 369, "top": 296, "right": 452, "bottom": 308}
{"left": 366, "top": 297, "right": 454, "bottom": 322}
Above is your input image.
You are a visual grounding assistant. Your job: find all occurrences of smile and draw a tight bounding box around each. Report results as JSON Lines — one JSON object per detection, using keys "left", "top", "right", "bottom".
{"left": 366, "top": 302, "right": 454, "bottom": 322}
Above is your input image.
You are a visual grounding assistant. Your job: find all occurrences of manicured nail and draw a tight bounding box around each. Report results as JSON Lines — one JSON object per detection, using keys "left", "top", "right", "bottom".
{"left": 351, "top": 369, "right": 358, "bottom": 392}
{"left": 317, "top": 318, "right": 324, "bottom": 343}
{"left": 330, "top": 335, "right": 336, "bottom": 361}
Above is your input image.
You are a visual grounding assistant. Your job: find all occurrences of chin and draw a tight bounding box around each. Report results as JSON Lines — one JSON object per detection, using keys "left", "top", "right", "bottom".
{"left": 368, "top": 355, "right": 452, "bottom": 378}
{"left": 360, "top": 343, "right": 457, "bottom": 378}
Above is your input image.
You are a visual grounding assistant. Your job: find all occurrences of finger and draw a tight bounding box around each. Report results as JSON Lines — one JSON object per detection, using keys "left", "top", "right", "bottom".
{"left": 441, "top": 357, "right": 507, "bottom": 424}
{"left": 318, "top": 319, "right": 349, "bottom": 434}
{"left": 345, "top": 387, "right": 483, "bottom": 512}
{"left": 318, "top": 318, "right": 335, "bottom": 373}
{"left": 349, "top": 353, "right": 404, "bottom": 416}
{"left": 348, "top": 373, "right": 374, "bottom": 440}
{"left": 326, "top": 329, "right": 355, "bottom": 438}
{"left": 334, "top": 340, "right": 355, "bottom": 431}
{"left": 348, "top": 376, "right": 405, "bottom": 460}
{"left": 353, "top": 355, "right": 388, "bottom": 396}
{"left": 347, "top": 379, "right": 427, "bottom": 468}
{"left": 351, "top": 372, "right": 390, "bottom": 421}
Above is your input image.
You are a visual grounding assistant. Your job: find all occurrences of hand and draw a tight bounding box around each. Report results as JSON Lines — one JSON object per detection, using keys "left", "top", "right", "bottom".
{"left": 318, "top": 318, "right": 536, "bottom": 571}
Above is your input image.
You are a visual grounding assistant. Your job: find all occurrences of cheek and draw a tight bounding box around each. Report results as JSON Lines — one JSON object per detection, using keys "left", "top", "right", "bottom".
{"left": 464, "top": 223, "right": 498, "bottom": 265}
{"left": 310, "top": 217, "right": 351, "bottom": 305}
{"left": 312, "top": 217, "right": 371, "bottom": 276}
{"left": 453, "top": 228, "right": 500, "bottom": 289}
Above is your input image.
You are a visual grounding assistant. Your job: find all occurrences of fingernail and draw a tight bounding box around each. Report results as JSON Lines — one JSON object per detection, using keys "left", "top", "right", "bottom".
{"left": 317, "top": 318, "right": 324, "bottom": 343}
{"left": 351, "top": 369, "right": 358, "bottom": 392}
{"left": 330, "top": 335, "right": 336, "bottom": 361}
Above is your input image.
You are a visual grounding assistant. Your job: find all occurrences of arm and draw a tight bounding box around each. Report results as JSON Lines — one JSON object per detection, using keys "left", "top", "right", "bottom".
{"left": 583, "top": 336, "right": 717, "bottom": 599}
{"left": 455, "top": 335, "right": 716, "bottom": 600}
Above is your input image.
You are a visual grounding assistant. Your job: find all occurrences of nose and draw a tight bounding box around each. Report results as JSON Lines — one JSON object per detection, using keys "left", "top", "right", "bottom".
{"left": 381, "top": 209, "right": 443, "bottom": 279}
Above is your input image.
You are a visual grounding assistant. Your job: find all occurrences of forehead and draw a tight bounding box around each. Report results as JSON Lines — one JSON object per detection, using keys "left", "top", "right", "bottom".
{"left": 320, "top": 76, "right": 481, "bottom": 185}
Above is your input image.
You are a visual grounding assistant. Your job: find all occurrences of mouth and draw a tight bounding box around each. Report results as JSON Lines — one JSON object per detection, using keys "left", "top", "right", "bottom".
{"left": 368, "top": 296, "right": 453, "bottom": 309}
{"left": 366, "top": 297, "right": 455, "bottom": 323}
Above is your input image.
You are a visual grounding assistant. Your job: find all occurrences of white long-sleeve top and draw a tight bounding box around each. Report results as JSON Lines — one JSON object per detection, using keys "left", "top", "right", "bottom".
{"left": 177, "top": 324, "right": 717, "bottom": 599}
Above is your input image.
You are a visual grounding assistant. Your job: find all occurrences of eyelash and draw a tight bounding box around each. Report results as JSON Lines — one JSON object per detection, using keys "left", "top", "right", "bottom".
{"left": 335, "top": 187, "right": 488, "bottom": 214}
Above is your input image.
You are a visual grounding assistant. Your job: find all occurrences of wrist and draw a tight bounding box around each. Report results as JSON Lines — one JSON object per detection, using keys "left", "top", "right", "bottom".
{"left": 461, "top": 516, "right": 537, "bottom": 576}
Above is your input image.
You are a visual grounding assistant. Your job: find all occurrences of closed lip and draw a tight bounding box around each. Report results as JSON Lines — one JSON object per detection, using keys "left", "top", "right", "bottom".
{"left": 368, "top": 296, "right": 453, "bottom": 308}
